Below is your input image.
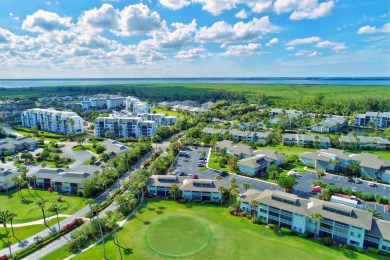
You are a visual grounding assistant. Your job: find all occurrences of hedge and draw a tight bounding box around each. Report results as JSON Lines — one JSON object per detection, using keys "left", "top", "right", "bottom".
{"left": 280, "top": 227, "right": 292, "bottom": 235}
{"left": 368, "top": 246, "right": 379, "bottom": 254}
{"left": 12, "top": 219, "right": 84, "bottom": 259}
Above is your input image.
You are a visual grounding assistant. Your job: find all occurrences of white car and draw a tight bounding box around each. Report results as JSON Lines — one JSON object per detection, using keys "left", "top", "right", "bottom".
{"left": 368, "top": 182, "right": 376, "bottom": 187}
{"left": 352, "top": 187, "right": 358, "bottom": 192}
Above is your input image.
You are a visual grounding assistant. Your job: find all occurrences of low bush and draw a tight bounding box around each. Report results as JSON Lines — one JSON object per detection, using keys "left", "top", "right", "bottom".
{"left": 192, "top": 199, "right": 201, "bottom": 204}
{"left": 228, "top": 206, "right": 235, "bottom": 215}
{"left": 368, "top": 246, "right": 379, "bottom": 254}
{"left": 379, "top": 250, "right": 390, "bottom": 257}
{"left": 346, "top": 244, "right": 357, "bottom": 251}
{"left": 356, "top": 248, "right": 364, "bottom": 253}
{"left": 268, "top": 224, "right": 277, "bottom": 230}
{"left": 259, "top": 219, "right": 267, "bottom": 225}
{"left": 178, "top": 199, "right": 186, "bottom": 203}
{"left": 251, "top": 216, "right": 259, "bottom": 224}
{"left": 321, "top": 236, "right": 333, "bottom": 246}
{"left": 280, "top": 227, "right": 292, "bottom": 235}
{"left": 361, "top": 193, "right": 375, "bottom": 201}
{"left": 293, "top": 232, "right": 308, "bottom": 238}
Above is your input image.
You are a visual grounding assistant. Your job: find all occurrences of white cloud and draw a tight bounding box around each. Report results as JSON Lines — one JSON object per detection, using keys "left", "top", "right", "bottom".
{"left": 117, "top": 4, "right": 162, "bottom": 36}
{"left": 293, "top": 50, "right": 321, "bottom": 57}
{"left": 9, "top": 12, "right": 19, "bottom": 21}
{"left": 286, "top": 36, "right": 321, "bottom": 46}
{"left": 22, "top": 10, "right": 72, "bottom": 33}
{"left": 159, "top": 0, "right": 191, "bottom": 10}
{"left": 196, "top": 16, "right": 279, "bottom": 43}
{"left": 247, "top": 0, "right": 273, "bottom": 13}
{"left": 315, "top": 40, "right": 347, "bottom": 52}
{"left": 79, "top": 4, "right": 119, "bottom": 31}
{"left": 290, "top": 1, "right": 335, "bottom": 20}
{"left": 175, "top": 47, "right": 208, "bottom": 60}
{"left": 235, "top": 9, "right": 248, "bottom": 19}
{"left": 286, "top": 46, "right": 294, "bottom": 51}
{"left": 0, "top": 28, "right": 14, "bottom": 44}
{"left": 220, "top": 43, "right": 261, "bottom": 56}
{"left": 192, "top": 0, "right": 237, "bottom": 16}
{"left": 357, "top": 23, "right": 390, "bottom": 34}
{"left": 266, "top": 37, "right": 278, "bottom": 46}
{"left": 140, "top": 19, "right": 197, "bottom": 49}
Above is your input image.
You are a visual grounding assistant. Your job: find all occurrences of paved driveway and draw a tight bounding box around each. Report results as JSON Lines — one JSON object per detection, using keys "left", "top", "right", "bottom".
{"left": 172, "top": 146, "right": 283, "bottom": 193}
{"left": 173, "top": 146, "right": 390, "bottom": 221}
{"left": 61, "top": 142, "right": 96, "bottom": 168}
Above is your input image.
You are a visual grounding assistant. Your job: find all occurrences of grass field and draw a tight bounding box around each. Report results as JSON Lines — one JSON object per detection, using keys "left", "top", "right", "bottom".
{"left": 150, "top": 108, "right": 184, "bottom": 119}
{"left": 0, "top": 217, "right": 66, "bottom": 249}
{"left": 72, "top": 145, "right": 98, "bottom": 154}
{"left": 41, "top": 245, "right": 70, "bottom": 260}
{"left": 0, "top": 189, "right": 85, "bottom": 223}
{"left": 207, "top": 151, "right": 229, "bottom": 172}
{"left": 70, "top": 199, "right": 384, "bottom": 260}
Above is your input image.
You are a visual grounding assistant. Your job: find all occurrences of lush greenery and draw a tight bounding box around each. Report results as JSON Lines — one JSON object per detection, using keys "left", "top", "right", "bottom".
{"left": 0, "top": 217, "right": 66, "bottom": 249}
{"left": 0, "top": 189, "right": 84, "bottom": 223}
{"left": 71, "top": 199, "right": 384, "bottom": 260}
{"left": 2, "top": 84, "right": 389, "bottom": 115}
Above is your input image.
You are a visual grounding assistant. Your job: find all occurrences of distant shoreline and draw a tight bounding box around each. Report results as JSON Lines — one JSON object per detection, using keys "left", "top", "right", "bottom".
{"left": 0, "top": 77, "right": 389, "bottom": 88}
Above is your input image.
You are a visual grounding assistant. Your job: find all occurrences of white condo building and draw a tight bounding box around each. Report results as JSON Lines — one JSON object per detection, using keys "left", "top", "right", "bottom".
{"left": 21, "top": 108, "right": 84, "bottom": 134}
{"left": 94, "top": 116, "right": 157, "bottom": 138}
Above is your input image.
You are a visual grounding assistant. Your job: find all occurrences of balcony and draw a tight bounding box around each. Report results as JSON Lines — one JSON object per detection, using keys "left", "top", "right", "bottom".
{"left": 319, "top": 227, "right": 333, "bottom": 233}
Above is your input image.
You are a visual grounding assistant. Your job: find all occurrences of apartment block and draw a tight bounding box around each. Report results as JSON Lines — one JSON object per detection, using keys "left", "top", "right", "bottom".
{"left": 94, "top": 116, "right": 157, "bottom": 138}
{"left": 240, "top": 189, "right": 390, "bottom": 251}
{"left": 21, "top": 108, "right": 84, "bottom": 134}
{"left": 283, "top": 133, "right": 331, "bottom": 148}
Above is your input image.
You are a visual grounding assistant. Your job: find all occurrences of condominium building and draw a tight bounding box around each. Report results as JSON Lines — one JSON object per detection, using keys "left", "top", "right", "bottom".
{"left": 282, "top": 133, "right": 331, "bottom": 148}
{"left": 94, "top": 116, "right": 157, "bottom": 138}
{"left": 312, "top": 115, "right": 346, "bottom": 133}
{"left": 339, "top": 136, "right": 390, "bottom": 150}
{"left": 354, "top": 112, "right": 390, "bottom": 129}
{"left": 240, "top": 189, "right": 390, "bottom": 251}
{"left": 21, "top": 108, "right": 84, "bottom": 134}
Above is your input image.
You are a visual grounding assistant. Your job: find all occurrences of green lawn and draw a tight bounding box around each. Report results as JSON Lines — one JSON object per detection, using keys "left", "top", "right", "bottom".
{"left": 71, "top": 199, "right": 384, "bottom": 260}
{"left": 0, "top": 189, "right": 85, "bottom": 223}
{"left": 72, "top": 145, "right": 98, "bottom": 154}
{"left": 207, "top": 151, "right": 229, "bottom": 172}
{"left": 0, "top": 217, "right": 66, "bottom": 249}
{"left": 41, "top": 245, "right": 71, "bottom": 260}
{"left": 150, "top": 108, "right": 184, "bottom": 119}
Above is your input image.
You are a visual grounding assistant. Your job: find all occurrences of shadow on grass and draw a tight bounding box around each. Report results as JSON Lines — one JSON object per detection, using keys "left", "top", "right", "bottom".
{"left": 134, "top": 216, "right": 151, "bottom": 225}
{"left": 155, "top": 210, "right": 164, "bottom": 215}
{"left": 124, "top": 248, "right": 133, "bottom": 255}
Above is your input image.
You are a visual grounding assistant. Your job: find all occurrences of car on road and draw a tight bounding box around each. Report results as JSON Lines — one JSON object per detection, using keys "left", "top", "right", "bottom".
{"left": 355, "top": 179, "right": 363, "bottom": 184}
{"left": 198, "top": 162, "right": 206, "bottom": 167}
{"left": 199, "top": 157, "right": 207, "bottom": 160}
{"left": 173, "top": 170, "right": 180, "bottom": 175}
{"left": 329, "top": 183, "right": 335, "bottom": 186}
{"left": 94, "top": 161, "right": 101, "bottom": 166}
{"left": 347, "top": 177, "right": 354, "bottom": 183}
{"left": 312, "top": 187, "right": 322, "bottom": 193}
{"left": 368, "top": 182, "right": 376, "bottom": 187}
{"left": 308, "top": 191, "right": 318, "bottom": 195}
{"left": 219, "top": 171, "right": 229, "bottom": 177}
{"left": 352, "top": 187, "right": 358, "bottom": 192}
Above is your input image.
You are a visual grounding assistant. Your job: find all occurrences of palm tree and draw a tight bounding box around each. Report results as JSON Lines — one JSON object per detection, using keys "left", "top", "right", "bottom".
{"left": 0, "top": 210, "right": 13, "bottom": 258}
{"left": 106, "top": 211, "right": 123, "bottom": 260}
{"left": 137, "top": 183, "right": 146, "bottom": 201}
{"left": 9, "top": 212, "right": 17, "bottom": 237}
{"left": 250, "top": 200, "right": 258, "bottom": 215}
{"left": 48, "top": 203, "right": 63, "bottom": 232}
{"left": 169, "top": 184, "right": 180, "bottom": 200}
{"left": 68, "top": 118, "right": 75, "bottom": 133}
{"left": 3, "top": 180, "right": 10, "bottom": 193}
{"left": 90, "top": 203, "right": 107, "bottom": 260}
{"left": 243, "top": 183, "right": 250, "bottom": 191}
{"left": 11, "top": 176, "right": 25, "bottom": 201}
{"left": 309, "top": 212, "right": 323, "bottom": 240}
{"left": 200, "top": 150, "right": 206, "bottom": 158}
{"left": 218, "top": 186, "right": 225, "bottom": 207}
{"left": 29, "top": 199, "right": 50, "bottom": 228}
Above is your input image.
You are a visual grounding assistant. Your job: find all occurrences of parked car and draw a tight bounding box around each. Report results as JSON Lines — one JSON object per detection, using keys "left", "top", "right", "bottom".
{"left": 368, "top": 182, "right": 376, "bottom": 187}
{"left": 219, "top": 171, "right": 229, "bottom": 177}
{"left": 352, "top": 187, "right": 358, "bottom": 192}
{"left": 355, "top": 179, "right": 363, "bottom": 184}
{"left": 190, "top": 174, "right": 199, "bottom": 179}
{"left": 173, "top": 170, "right": 180, "bottom": 175}
{"left": 312, "top": 187, "right": 322, "bottom": 193}
{"left": 329, "top": 183, "right": 335, "bottom": 186}
{"left": 94, "top": 161, "right": 101, "bottom": 166}
{"left": 178, "top": 172, "right": 186, "bottom": 176}
{"left": 198, "top": 162, "right": 206, "bottom": 167}
{"left": 347, "top": 177, "right": 354, "bottom": 183}
{"left": 89, "top": 160, "right": 95, "bottom": 165}
{"left": 308, "top": 191, "right": 318, "bottom": 195}
{"left": 199, "top": 157, "right": 207, "bottom": 160}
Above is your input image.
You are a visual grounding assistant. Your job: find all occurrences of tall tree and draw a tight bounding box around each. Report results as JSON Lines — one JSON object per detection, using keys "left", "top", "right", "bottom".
{"left": 243, "top": 183, "right": 250, "bottom": 191}
{"left": 48, "top": 203, "right": 64, "bottom": 232}
{"left": 29, "top": 199, "right": 50, "bottom": 228}
{"left": 309, "top": 212, "right": 323, "bottom": 240}
{"left": 266, "top": 165, "right": 279, "bottom": 182}
{"left": 218, "top": 186, "right": 225, "bottom": 207}
{"left": 0, "top": 210, "right": 14, "bottom": 258}
{"left": 169, "top": 184, "right": 180, "bottom": 200}
{"left": 106, "top": 210, "right": 123, "bottom": 260}
{"left": 90, "top": 203, "right": 107, "bottom": 260}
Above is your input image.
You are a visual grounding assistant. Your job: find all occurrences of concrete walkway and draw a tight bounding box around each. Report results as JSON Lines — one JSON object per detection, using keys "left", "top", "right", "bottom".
{"left": 9, "top": 214, "right": 71, "bottom": 227}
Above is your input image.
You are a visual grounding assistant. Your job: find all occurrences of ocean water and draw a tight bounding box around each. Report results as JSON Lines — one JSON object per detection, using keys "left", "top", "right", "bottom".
{"left": 0, "top": 77, "right": 389, "bottom": 88}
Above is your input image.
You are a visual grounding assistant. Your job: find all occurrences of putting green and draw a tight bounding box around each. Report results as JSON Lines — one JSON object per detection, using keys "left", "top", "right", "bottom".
{"left": 145, "top": 214, "right": 212, "bottom": 257}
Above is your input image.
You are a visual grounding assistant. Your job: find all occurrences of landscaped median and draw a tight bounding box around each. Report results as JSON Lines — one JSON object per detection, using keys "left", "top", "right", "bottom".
{"left": 10, "top": 218, "right": 84, "bottom": 260}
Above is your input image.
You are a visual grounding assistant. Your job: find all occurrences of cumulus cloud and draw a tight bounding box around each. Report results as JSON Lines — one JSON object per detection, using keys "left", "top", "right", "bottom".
{"left": 286, "top": 36, "right": 321, "bottom": 46}
{"left": 159, "top": 0, "right": 191, "bottom": 10}
{"left": 22, "top": 10, "right": 72, "bottom": 33}
{"left": 79, "top": 4, "right": 119, "bottom": 31}
{"left": 175, "top": 47, "right": 208, "bottom": 60}
{"left": 315, "top": 40, "right": 347, "bottom": 52}
{"left": 357, "top": 23, "right": 390, "bottom": 34}
{"left": 196, "top": 16, "right": 279, "bottom": 43}
{"left": 247, "top": 0, "right": 273, "bottom": 13}
{"left": 192, "top": 0, "right": 237, "bottom": 16}
{"left": 220, "top": 43, "right": 261, "bottom": 56}
{"left": 290, "top": 1, "right": 335, "bottom": 20}
{"left": 235, "top": 9, "right": 248, "bottom": 19}
{"left": 117, "top": 4, "right": 162, "bottom": 36}
{"left": 140, "top": 19, "right": 197, "bottom": 49}
{"left": 0, "top": 28, "right": 14, "bottom": 43}
{"left": 266, "top": 37, "right": 278, "bottom": 46}
{"left": 293, "top": 50, "right": 321, "bottom": 57}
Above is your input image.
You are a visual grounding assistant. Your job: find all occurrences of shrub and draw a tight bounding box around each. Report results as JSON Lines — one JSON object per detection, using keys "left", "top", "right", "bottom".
{"left": 192, "top": 199, "right": 201, "bottom": 204}
{"left": 246, "top": 214, "right": 252, "bottom": 219}
{"left": 321, "top": 236, "right": 333, "bottom": 246}
{"left": 356, "top": 248, "right": 364, "bottom": 253}
{"left": 259, "top": 219, "right": 267, "bottom": 225}
{"left": 346, "top": 244, "right": 357, "bottom": 251}
{"left": 268, "top": 224, "right": 277, "bottom": 230}
{"left": 379, "top": 250, "right": 390, "bottom": 257}
{"left": 361, "top": 193, "right": 375, "bottom": 201}
{"left": 241, "top": 211, "right": 247, "bottom": 217}
{"left": 294, "top": 232, "right": 308, "bottom": 238}
{"left": 179, "top": 199, "right": 186, "bottom": 203}
{"left": 233, "top": 211, "right": 238, "bottom": 216}
{"left": 312, "top": 180, "right": 326, "bottom": 188}
{"left": 251, "top": 216, "right": 260, "bottom": 224}
{"left": 368, "top": 246, "right": 379, "bottom": 254}
{"left": 280, "top": 227, "right": 292, "bottom": 235}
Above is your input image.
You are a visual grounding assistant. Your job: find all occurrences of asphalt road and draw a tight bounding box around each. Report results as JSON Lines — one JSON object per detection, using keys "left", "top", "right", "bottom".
{"left": 0, "top": 149, "right": 154, "bottom": 259}
{"left": 172, "top": 146, "right": 390, "bottom": 221}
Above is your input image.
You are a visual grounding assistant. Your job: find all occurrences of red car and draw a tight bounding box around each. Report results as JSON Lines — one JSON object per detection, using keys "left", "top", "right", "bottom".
{"left": 312, "top": 187, "right": 322, "bottom": 193}
{"left": 387, "top": 206, "right": 390, "bottom": 213}
{"left": 190, "top": 174, "right": 199, "bottom": 179}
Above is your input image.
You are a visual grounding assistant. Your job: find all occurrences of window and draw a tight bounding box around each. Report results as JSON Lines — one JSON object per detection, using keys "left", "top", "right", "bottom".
{"left": 351, "top": 232, "right": 354, "bottom": 236}
{"left": 382, "top": 245, "right": 389, "bottom": 251}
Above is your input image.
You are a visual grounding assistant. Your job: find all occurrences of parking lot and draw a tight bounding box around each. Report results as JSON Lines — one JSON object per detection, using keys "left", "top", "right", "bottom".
{"left": 172, "top": 146, "right": 390, "bottom": 221}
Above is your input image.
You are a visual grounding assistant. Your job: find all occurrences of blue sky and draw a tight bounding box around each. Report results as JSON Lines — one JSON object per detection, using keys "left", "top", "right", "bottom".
{"left": 0, "top": 0, "right": 388, "bottom": 78}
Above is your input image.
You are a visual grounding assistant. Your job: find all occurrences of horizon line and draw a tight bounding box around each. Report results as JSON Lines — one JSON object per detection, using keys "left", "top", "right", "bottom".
{"left": 1, "top": 77, "right": 389, "bottom": 80}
